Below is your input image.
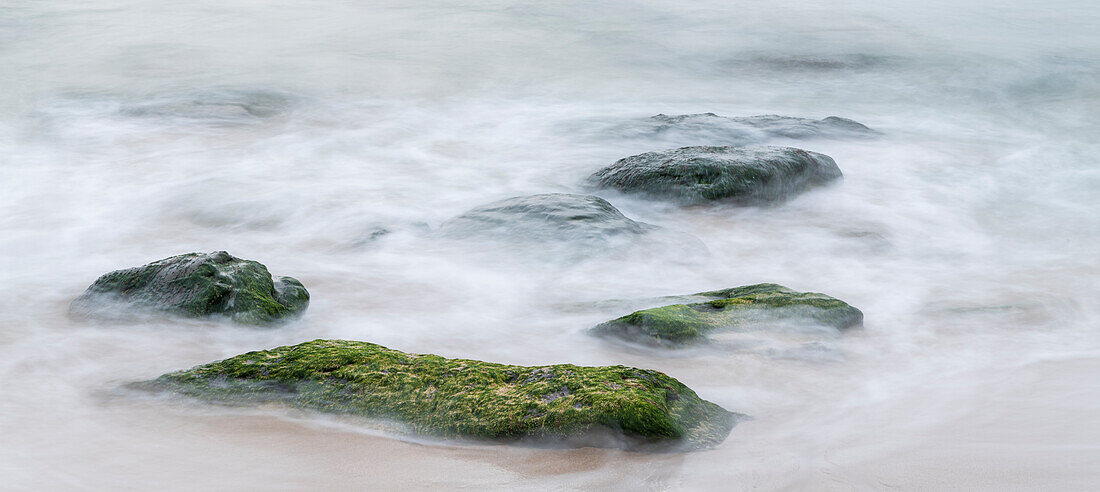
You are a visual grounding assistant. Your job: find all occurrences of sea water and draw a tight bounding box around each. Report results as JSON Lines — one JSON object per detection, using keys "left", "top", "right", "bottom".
{"left": 1, "top": 0, "right": 1098, "bottom": 489}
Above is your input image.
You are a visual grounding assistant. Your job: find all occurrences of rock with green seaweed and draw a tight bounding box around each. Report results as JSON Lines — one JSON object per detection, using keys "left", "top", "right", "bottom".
{"left": 70, "top": 251, "right": 309, "bottom": 324}
{"left": 139, "top": 339, "right": 738, "bottom": 449}
{"left": 587, "top": 146, "right": 843, "bottom": 205}
{"left": 592, "top": 283, "right": 862, "bottom": 346}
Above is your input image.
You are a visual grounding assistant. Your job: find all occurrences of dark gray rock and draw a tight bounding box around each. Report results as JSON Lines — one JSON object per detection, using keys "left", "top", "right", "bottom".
{"left": 441, "top": 193, "right": 651, "bottom": 240}
{"left": 439, "top": 193, "right": 703, "bottom": 258}
{"left": 588, "top": 146, "right": 843, "bottom": 205}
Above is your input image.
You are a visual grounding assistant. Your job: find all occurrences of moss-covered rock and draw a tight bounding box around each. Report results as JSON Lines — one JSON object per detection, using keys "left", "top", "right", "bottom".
{"left": 140, "top": 339, "right": 737, "bottom": 449}
{"left": 592, "top": 283, "right": 862, "bottom": 346}
{"left": 587, "top": 146, "right": 843, "bottom": 205}
{"left": 71, "top": 251, "right": 308, "bottom": 324}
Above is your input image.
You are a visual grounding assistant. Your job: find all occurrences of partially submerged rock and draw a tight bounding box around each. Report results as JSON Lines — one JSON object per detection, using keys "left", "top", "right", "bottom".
{"left": 140, "top": 339, "right": 737, "bottom": 449}
{"left": 118, "top": 88, "right": 295, "bottom": 124}
{"left": 71, "top": 251, "right": 309, "bottom": 324}
{"left": 588, "top": 146, "right": 843, "bottom": 205}
{"left": 441, "top": 193, "right": 651, "bottom": 240}
{"left": 650, "top": 113, "right": 876, "bottom": 142}
{"left": 438, "top": 193, "right": 702, "bottom": 258}
{"left": 592, "top": 283, "right": 862, "bottom": 347}
{"left": 350, "top": 221, "right": 432, "bottom": 248}
{"left": 603, "top": 113, "right": 877, "bottom": 147}
{"left": 739, "top": 54, "right": 892, "bottom": 73}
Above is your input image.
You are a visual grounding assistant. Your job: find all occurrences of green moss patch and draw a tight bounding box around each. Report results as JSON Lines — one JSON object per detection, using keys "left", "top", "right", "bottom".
{"left": 139, "top": 339, "right": 737, "bottom": 449}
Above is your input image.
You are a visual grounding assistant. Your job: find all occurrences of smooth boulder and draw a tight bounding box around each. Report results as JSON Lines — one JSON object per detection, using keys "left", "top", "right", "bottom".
{"left": 438, "top": 193, "right": 701, "bottom": 258}
{"left": 70, "top": 251, "right": 309, "bottom": 324}
{"left": 139, "top": 339, "right": 737, "bottom": 449}
{"left": 592, "top": 283, "right": 862, "bottom": 347}
{"left": 588, "top": 146, "right": 843, "bottom": 205}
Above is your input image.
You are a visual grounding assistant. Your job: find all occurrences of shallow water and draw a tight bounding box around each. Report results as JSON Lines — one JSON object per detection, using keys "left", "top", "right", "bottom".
{"left": 2, "top": 0, "right": 1099, "bottom": 489}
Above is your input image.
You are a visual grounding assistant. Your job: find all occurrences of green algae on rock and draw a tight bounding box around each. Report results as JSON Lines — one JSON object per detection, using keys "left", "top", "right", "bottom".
{"left": 592, "top": 283, "right": 863, "bottom": 346}
{"left": 141, "top": 339, "right": 737, "bottom": 449}
{"left": 587, "top": 146, "right": 842, "bottom": 205}
{"left": 70, "top": 251, "right": 309, "bottom": 324}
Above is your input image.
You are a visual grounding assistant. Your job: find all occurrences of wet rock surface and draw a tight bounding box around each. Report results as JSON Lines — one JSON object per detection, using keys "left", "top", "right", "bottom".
{"left": 651, "top": 113, "right": 876, "bottom": 142}
{"left": 70, "top": 251, "right": 309, "bottom": 324}
{"left": 139, "top": 339, "right": 738, "bottom": 449}
{"left": 438, "top": 193, "right": 702, "bottom": 258}
{"left": 602, "top": 113, "right": 877, "bottom": 147}
{"left": 117, "top": 88, "right": 295, "bottom": 124}
{"left": 592, "top": 283, "right": 863, "bottom": 347}
{"left": 588, "top": 146, "right": 843, "bottom": 205}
